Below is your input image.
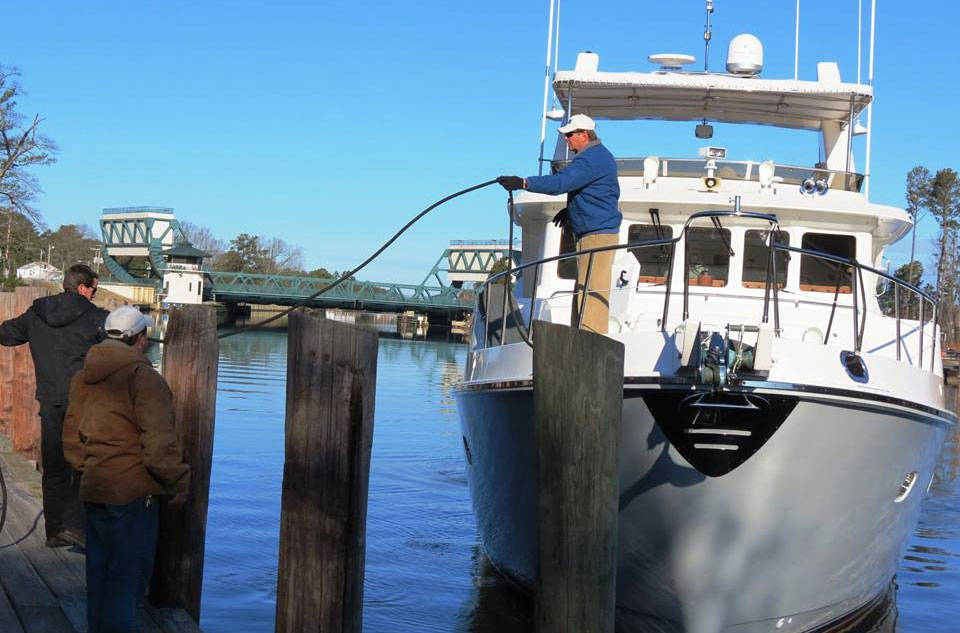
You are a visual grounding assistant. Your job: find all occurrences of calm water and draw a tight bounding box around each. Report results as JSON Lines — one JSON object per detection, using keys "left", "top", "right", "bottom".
{"left": 195, "top": 326, "right": 959, "bottom": 632}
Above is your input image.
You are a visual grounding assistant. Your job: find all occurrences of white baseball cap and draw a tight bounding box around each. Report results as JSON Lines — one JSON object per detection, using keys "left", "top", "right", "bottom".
{"left": 557, "top": 113, "right": 596, "bottom": 134}
{"left": 104, "top": 306, "right": 155, "bottom": 339}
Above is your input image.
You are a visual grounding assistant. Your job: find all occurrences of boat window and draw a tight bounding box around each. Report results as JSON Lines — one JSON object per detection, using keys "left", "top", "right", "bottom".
{"left": 557, "top": 224, "right": 577, "bottom": 280}
{"left": 628, "top": 223, "right": 674, "bottom": 284}
{"left": 742, "top": 229, "right": 788, "bottom": 288}
{"left": 800, "top": 233, "right": 855, "bottom": 293}
{"left": 686, "top": 227, "right": 730, "bottom": 287}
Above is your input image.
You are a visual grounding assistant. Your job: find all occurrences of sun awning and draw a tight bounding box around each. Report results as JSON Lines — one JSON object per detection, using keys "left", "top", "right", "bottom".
{"left": 552, "top": 71, "right": 873, "bottom": 130}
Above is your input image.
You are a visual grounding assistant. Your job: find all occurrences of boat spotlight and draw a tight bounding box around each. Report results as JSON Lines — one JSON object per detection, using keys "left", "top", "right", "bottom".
{"left": 815, "top": 179, "right": 829, "bottom": 195}
{"left": 643, "top": 155, "right": 660, "bottom": 186}
{"left": 801, "top": 177, "right": 818, "bottom": 195}
{"left": 758, "top": 160, "right": 780, "bottom": 189}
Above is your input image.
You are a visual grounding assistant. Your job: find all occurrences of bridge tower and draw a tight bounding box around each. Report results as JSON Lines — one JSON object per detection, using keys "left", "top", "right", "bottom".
{"left": 100, "top": 207, "right": 185, "bottom": 283}
{"left": 424, "top": 240, "right": 519, "bottom": 288}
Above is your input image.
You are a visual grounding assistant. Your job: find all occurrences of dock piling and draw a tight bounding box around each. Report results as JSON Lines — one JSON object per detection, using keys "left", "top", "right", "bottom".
{"left": 275, "top": 310, "right": 378, "bottom": 633}
{"left": 532, "top": 320, "right": 624, "bottom": 633}
{"left": 151, "top": 305, "right": 219, "bottom": 621}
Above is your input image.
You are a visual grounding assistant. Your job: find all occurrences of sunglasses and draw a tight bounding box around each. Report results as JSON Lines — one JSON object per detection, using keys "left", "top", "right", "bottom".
{"left": 564, "top": 130, "right": 582, "bottom": 138}
{"left": 83, "top": 283, "right": 98, "bottom": 297}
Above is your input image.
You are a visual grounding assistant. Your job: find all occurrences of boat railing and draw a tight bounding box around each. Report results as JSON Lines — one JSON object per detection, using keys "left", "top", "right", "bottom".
{"left": 550, "top": 157, "right": 864, "bottom": 193}
{"left": 476, "top": 211, "right": 938, "bottom": 371}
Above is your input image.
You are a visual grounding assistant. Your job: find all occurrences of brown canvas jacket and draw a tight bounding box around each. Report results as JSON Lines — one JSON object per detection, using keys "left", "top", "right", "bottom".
{"left": 64, "top": 339, "right": 190, "bottom": 505}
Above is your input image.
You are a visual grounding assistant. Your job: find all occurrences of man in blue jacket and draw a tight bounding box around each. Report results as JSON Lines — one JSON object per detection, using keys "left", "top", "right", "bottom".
{"left": 499, "top": 113, "right": 622, "bottom": 334}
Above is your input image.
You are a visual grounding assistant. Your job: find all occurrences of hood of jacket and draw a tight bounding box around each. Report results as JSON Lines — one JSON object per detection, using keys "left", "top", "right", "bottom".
{"left": 82, "top": 339, "right": 151, "bottom": 384}
{"left": 32, "top": 291, "right": 97, "bottom": 328}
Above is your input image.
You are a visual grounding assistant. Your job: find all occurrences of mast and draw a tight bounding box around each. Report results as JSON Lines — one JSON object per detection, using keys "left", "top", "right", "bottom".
{"left": 538, "top": 0, "right": 557, "bottom": 176}
{"left": 864, "top": 0, "right": 877, "bottom": 197}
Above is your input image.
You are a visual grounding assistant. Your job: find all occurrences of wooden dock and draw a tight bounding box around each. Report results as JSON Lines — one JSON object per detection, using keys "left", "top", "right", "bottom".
{"left": 0, "top": 438, "right": 202, "bottom": 633}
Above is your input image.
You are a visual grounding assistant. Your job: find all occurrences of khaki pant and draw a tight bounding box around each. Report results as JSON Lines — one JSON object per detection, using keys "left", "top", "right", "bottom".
{"left": 571, "top": 232, "right": 617, "bottom": 334}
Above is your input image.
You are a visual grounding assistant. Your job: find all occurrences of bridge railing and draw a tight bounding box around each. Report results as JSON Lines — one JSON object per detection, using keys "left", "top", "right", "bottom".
{"left": 207, "top": 270, "right": 477, "bottom": 310}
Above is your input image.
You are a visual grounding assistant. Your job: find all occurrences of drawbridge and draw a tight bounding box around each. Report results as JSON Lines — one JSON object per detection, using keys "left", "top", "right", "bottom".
{"left": 100, "top": 208, "right": 513, "bottom": 317}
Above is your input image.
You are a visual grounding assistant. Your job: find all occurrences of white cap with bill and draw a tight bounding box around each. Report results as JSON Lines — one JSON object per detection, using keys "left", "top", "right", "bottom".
{"left": 104, "top": 306, "right": 155, "bottom": 339}
{"left": 557, "top": 113, "right": 596, "bottom": 134}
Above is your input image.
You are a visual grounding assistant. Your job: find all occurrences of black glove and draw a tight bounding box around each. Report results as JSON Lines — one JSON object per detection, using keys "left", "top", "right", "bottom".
{"left": 497, "top": 175, "right": 525, "bottom": 191}
{"left": 552, "top": 207, "right": 569, "bottom": 228}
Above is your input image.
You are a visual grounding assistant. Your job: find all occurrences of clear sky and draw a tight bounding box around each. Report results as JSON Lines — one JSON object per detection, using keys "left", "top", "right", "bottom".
{"left": 3, "top": 1, "right": 957, "bottom": 283}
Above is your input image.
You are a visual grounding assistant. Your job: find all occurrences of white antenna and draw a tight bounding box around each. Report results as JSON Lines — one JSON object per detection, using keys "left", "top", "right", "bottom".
{"left": 794, "top": 0, "right": 800, "bottom": 80}
{"left": 864, "top": 0, "right": 877, "bottom": 196}
{"left": 703, "top": 0, "right": 714, "bottom": 72}
{"left": 538, "top": 0, "right": 557, "bottom": 175}
{"left": 553, "top": 0, "right": 561, "bottom": 78}
{"left": 857, "top": 0, "right": 862, "bottom": 84}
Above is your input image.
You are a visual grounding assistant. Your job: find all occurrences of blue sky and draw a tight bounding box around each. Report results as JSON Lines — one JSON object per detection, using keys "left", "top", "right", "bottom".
{"left": 4, "top": 1, "right": 956, "bottom": 283}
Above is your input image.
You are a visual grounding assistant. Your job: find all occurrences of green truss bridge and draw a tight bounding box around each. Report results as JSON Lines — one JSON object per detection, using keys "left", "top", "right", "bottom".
{"left": 100, "top": 207, "right": 513, "bottom": 320}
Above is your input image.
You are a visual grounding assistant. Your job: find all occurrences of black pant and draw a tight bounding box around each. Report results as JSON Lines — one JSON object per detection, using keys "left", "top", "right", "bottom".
{"left": 39, "top": 402, "right": 84, "bottom": 537}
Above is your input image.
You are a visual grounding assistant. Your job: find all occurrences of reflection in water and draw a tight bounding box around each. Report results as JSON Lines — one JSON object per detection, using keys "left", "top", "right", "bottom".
{"left": 456, "top": 549, "right": 532, "bottom": 632}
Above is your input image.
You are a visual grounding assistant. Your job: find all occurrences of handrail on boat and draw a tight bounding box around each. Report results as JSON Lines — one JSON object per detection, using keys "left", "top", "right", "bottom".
{"left": 477, "top": 208, "right": 939, "bottom": 372}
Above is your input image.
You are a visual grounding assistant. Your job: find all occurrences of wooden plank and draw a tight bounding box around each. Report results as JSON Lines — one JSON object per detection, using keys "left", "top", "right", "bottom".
{"left": 136, "top": 607, "right": 165, "bottom": 633}
{"left": 532, "top": 320, "right": 623, "bottom": 633}
{"left": 0, "top": 447, "right": 202, "bottom": 633}
{"left": 0, "top": 461, "right": 85, "bottom": 632}
{"left": 152, "top": 305, "right": 219, "bottom": 621}
{"left": 0, "top": 293, "right": 17, "bottom": 438}
{"left": 0, "top": 452, "right": 86, "bottom": 586}
{"left": 145, "top": 606, "right": 203, "bottom": 633}
{"left": 275, "top": 312, "right": 378, "bottom": 633}
{"left": 0, "top": 580, "right": 27, "bottom": 633}
{"left": 12, "top": 605, "right": 74, "bottom": 633}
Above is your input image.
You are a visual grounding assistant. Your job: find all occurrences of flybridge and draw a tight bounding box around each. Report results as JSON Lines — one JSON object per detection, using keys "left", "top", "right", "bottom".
{"left": 552, "top": 63, "right": 872, "bottom": 131}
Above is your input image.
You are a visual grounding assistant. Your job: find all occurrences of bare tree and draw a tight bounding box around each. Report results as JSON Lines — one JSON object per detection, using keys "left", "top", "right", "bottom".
{"left": 179, "top": 221, "right": 226, "bottom": 259}
{"left": 0, "top": 66, "right": 57, "bottom": 275}
{"left": 261, "top": 237, "right": 303, "bottom": 274}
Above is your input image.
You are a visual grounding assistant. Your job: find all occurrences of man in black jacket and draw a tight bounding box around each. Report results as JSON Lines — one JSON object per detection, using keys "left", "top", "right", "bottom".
{"left": 0, "top": 263, "right": 109, "bottom": 547}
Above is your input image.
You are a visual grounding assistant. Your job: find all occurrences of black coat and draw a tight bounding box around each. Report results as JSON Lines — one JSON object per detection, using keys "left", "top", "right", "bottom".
{"left": 0, "top": 291, "right": 109, "bottom": 405}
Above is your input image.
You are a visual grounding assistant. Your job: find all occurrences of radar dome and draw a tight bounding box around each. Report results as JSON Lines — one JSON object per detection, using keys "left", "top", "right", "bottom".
{"left": 726, "top": 34, "right": 763, "bottom": 75}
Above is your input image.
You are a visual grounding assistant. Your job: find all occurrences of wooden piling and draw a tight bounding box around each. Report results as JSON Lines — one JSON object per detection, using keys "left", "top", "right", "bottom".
{"left": 275, "top": 311, "right": 378, "bottom": 633}
{"left": 151, "top": 305, "right": 219, "bottom": 621}
{"left": 532, "top": 320, "right": 624, "bottom": 633}
{"left": 11, "top": 287, "right": 50, "bottom": 457}
{"left": 0, "top": 292, "right": 16, "bottom": 437}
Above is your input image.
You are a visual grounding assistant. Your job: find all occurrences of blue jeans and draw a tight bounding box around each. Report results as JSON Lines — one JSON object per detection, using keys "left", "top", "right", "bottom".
{"left": 85, "top": 497, "right": 158, "bottom": 633}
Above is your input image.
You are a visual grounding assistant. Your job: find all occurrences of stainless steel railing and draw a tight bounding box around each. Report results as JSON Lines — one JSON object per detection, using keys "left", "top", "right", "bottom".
{"left": 477, "top": 210, "right": 938, "bottom": 371}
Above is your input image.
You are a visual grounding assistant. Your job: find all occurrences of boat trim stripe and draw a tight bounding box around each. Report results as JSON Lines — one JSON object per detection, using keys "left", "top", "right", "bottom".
{"left": 456, "top": 377, "right": 957, "bottom": 426}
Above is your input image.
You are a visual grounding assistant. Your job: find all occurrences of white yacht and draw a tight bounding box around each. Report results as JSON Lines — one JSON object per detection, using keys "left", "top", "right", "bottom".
{"left": 455, "top": 5, "right": 954, "bottom": 633}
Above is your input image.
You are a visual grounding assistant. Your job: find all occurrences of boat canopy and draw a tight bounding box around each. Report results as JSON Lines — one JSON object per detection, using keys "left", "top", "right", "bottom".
{"left": 553, "top": 71, "right": 872, "bottom": 131}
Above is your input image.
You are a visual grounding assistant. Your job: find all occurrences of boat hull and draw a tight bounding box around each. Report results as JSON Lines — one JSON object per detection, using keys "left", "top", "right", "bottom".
{"left": 456, "top": 383, "right": 949, "bottom": 633}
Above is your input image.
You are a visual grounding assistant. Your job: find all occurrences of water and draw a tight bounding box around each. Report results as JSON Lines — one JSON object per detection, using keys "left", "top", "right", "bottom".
{"left": 196, "top": 327, "right": 959, "bottom": 632}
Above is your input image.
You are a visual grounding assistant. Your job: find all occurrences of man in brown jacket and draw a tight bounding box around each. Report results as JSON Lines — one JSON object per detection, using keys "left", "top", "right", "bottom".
{"left": 64, "top": 306, "right": 190, "bottom": 633}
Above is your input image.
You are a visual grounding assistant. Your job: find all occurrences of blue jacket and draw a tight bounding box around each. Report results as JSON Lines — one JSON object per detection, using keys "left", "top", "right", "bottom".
{"left": 526, "top": 142, "right": 621, "bottom": 239}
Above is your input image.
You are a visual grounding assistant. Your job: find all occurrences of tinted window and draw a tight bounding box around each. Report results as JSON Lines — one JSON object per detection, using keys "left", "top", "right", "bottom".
{"left": 686, "top": 227, "right": 731, "bottom": 287}
{"left": 628, "top": 224, "right": 674, "bottom": 283}
{"left": 557, "top": 224, "right": 577, "bottom": 280}
{"left": 800, "top": 233, "right": 855, "bottom": 292}
{"left": 743, "top": 229, "right": 789, "bottom": 288}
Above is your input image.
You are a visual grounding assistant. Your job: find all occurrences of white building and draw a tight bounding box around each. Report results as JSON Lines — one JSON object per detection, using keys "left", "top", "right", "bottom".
{"left": 161, "top": 242, "right": 208, "bottom": 305}
{"left": 16, "top": 261, "right": 62, "bottom": 283}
